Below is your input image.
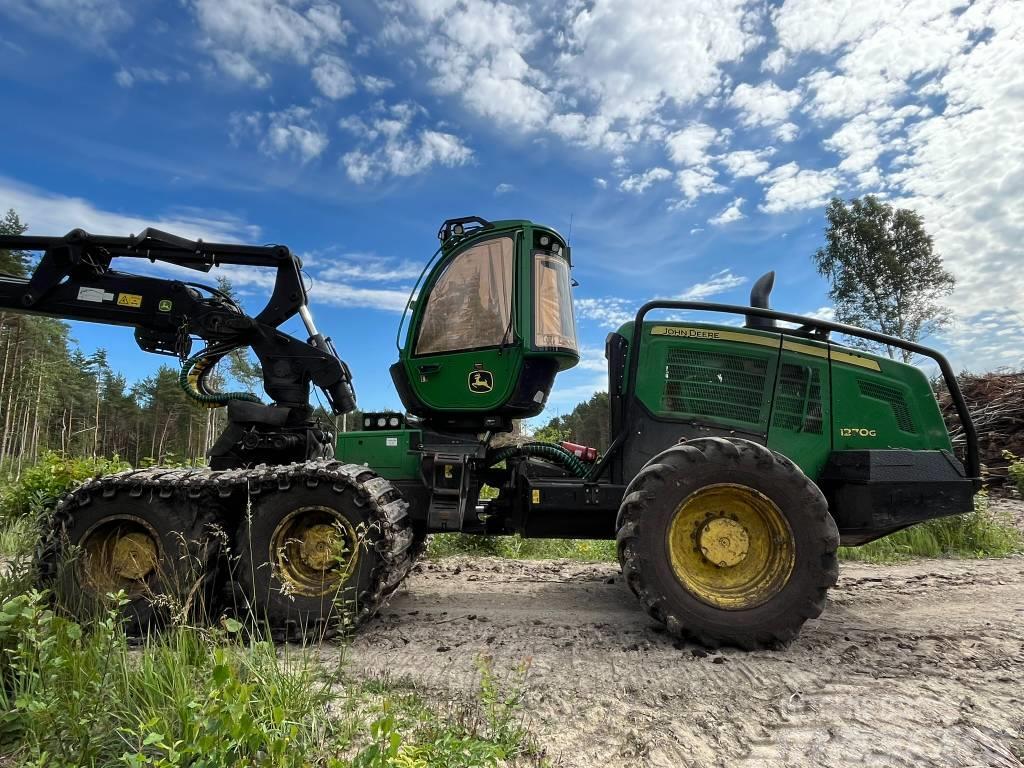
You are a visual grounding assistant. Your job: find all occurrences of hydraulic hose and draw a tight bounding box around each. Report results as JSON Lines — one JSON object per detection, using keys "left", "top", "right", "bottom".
{"left": 487, "top": 441, "right": 591, "bottom": 478}
{"left": 179, "top": 351, "right": 261, "bottom": 408}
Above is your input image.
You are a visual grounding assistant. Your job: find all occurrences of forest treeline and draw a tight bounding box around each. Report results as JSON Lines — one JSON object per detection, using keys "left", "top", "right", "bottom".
{"left": 0, "top": 209, "right": 361, "bottom": 474}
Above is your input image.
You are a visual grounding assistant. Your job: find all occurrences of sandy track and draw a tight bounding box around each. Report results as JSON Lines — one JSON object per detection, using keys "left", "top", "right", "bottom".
{"left": 338, "top": 551, "right": 1024, "bottom": 768}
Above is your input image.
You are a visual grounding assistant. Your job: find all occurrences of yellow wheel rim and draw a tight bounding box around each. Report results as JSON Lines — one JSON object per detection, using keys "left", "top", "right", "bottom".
{"left": 270, "top": 506, "right": 360, "bottom": 597}
{"left": 80, "top": 516, "right": 161, "bottom": 598}
{"left": 667, "top": 483, "right": 795, "bottom": 610}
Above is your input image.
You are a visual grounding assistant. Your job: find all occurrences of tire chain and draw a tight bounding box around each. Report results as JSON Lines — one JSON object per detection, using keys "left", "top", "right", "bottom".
{"left": 36, "top": 460, "right": 418, "bottom": 640}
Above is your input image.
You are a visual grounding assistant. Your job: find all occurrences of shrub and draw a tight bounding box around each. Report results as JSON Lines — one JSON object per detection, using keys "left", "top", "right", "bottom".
{"left": 1006, "top": 451, "right": 1024, "bottom": 495}
{"left": 0, "top": 451, "right": 130, "bottom": 521}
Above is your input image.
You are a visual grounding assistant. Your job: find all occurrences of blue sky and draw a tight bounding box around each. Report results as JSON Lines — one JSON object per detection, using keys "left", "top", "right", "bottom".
{"left": 1, "top": 0, "right": 1022, "bottom": 418}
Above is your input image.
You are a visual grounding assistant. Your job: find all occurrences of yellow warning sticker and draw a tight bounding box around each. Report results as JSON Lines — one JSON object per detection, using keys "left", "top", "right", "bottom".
{"left": 531, "top": 489, "right": 541, "bottom": 504}
{"left": 117, "top": 293, "right": 143, "bottom": 308}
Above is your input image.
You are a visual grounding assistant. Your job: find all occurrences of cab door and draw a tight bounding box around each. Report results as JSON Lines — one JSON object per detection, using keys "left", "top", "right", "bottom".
{"left": 404, "top": 234, "right": 523, "bottom": 412}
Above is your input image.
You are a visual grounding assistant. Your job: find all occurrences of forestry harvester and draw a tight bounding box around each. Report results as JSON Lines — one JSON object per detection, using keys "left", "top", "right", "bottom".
{"left": 0, "top": 217, "right": 980, "bottom": 648}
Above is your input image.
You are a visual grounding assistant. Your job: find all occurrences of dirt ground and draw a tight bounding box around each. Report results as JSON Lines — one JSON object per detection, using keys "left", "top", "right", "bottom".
{"left": 340, "top": 500, "right": 1024, "bottom": 768}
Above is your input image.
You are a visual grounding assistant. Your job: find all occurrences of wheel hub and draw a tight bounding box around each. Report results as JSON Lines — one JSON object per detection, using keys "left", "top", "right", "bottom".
{"left": 666, "top": 483, "right": 795, "bottom": 611}
{"left": 110, "top": 531, "right": 159, "bottom": 580}
{"left": 299, "top": 524, "right": 342, "bottom": 571}
{"left": 271, "top": 506, "right": 360, "bottom": 597}
{"left": 80, "top": 516, "right": 162, "bottom": 596}
{"left": 698, "top": 517, "right": 750, "bottom": 568}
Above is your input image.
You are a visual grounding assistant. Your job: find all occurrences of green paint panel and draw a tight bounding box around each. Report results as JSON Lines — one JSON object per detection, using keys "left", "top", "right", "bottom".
{"left": 622, "top": 319, "right": 954, "bottom": 482}
{"left": 766, "top": 342, "right": 832, "bottom": 478}
{"left": 627, "top": 321, "right": 781, "bottom": 433}
{"left": 404, "top": 348, "right": 523, "bottom": 412}
{"left": 335, "top": 429, "right": 422, "bottom": 481}
{"left": 829, "top": 356, "right": 951, "bottom": 453}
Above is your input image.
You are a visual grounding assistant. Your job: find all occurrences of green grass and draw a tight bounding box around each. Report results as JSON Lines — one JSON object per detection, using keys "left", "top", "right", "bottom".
{"left": 428, "top": 496, "right": 1021, "bottom": 565}
{"left": 0, "top": 515, "right": 36, "bottom": 559}
{"left": 428, "top": 533, "right": 616, "bottom": 562}
{"left": 0, "top": 538, "right": 545, "bottom": 768}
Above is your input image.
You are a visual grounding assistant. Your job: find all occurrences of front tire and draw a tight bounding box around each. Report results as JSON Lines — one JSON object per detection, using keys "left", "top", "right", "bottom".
{"left": 616, "top": 437, "right": 839, "bottom": 649}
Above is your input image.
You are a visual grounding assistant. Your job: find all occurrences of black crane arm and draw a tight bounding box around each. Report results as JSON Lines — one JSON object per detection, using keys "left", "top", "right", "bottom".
{"left": 0, "top": 227, "right": 356, "bottom": 468}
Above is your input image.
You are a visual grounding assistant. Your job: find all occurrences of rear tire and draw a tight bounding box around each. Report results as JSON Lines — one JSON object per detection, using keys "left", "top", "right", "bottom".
{"left": 39, "top": 469, "right": 215, "bottom": 634}
{"left": 616, "top": 437, "right": 839, "bottom": 649}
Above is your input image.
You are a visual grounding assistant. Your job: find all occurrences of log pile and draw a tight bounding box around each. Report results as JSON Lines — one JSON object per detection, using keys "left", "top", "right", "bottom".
{"left": 939, "top": 371, "right": 1024, "bottom": 487}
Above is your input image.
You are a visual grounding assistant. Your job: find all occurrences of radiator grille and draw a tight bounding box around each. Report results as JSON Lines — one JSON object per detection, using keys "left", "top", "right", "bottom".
{"left": 662, "top": 348, "right": 768, "bottom": 425}
{"left": 772, "top": 364, "right": 824, "bottom": 434}
{"left": 857, "top": 379, "right": 917, "bottom": 433}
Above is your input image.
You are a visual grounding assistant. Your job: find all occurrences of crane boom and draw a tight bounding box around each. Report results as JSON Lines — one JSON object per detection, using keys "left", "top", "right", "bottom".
{"left": 0, "top": 227, "right": 356, "bottom": 468}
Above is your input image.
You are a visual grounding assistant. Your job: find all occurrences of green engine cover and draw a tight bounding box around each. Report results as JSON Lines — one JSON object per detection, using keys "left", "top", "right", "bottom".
{"left": 621, "top": 321, "right": 952, "bottom": 481}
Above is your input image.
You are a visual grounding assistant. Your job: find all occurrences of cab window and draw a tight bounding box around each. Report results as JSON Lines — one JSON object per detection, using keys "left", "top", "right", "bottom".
{"left": 415, "top": 236, "right": 515, "bottom": 355}
{"left": 533, "top": 253, "right": 577, "bottom": 352}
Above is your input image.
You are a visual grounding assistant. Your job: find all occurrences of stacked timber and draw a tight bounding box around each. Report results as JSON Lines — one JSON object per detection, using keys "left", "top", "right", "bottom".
{"left": 939, "top": 371, "right": 1024, "bottom": 488}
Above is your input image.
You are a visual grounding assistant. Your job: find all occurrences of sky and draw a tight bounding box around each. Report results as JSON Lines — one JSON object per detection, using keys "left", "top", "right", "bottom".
{"left": 0, "top": 0, "right": 1022, "bottom": 419}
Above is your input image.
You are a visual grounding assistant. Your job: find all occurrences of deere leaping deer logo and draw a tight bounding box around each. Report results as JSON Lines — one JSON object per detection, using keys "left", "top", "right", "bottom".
{"left": 468, "top": 370, "right": 494, "bottom": 394}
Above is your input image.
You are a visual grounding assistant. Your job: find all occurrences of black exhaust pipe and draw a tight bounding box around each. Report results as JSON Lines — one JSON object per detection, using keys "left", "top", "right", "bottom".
{"left": 745, "top": 271, "right": 777, "bottom": 330}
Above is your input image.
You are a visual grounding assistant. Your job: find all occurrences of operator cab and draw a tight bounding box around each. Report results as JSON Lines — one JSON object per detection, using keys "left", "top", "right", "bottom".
{"left": 391, "top": 217, "right": 579, "bottom": 431}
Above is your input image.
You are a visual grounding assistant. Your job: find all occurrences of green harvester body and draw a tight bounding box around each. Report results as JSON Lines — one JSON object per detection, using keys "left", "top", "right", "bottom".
{"left": 337, "top": 216, "right": 977, "bottom": 549}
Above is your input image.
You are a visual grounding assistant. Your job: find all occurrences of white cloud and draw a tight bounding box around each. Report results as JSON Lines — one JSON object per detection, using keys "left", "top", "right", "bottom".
{"left": 802, "top": 70, "right": 904, "bottom": 120}
{"left": 678, "top": 269, "right": 747, "bottom": 300}
{"left": 362, "top": 75, "right": 394, "bottom": 93}
{"left": 823, "top": 113, "right": 897, "bottom": 174}
{"left": 559, "top": 0, "right": 761, "bottom": 124}
{"left": 885, "top": 3, "right": 1024, "bottom": 326}
{"left": 190, "top": 0, "right": 348, "bottom": 87}
{"left": 0, "top": 0, "right": 131, "bottom": 48}
{"left": 708, "top": 197, "right": 745, "bottom": 226}
{"left": 230, "top": 106, "right": 329, "bottom": 164}
{"left": 494, "top": 182, "right": 515, "bottom": 195}
{"left": 761, "top": 48, "right": 787, "bottom": 73}
{"left": 211, "top": 50, "right": 271, "bottom": 88}
{"left": 311, "top": 54, "right": 356, "bottom": 99}
{"left": 757, "top": 162, "right": 839, "bottom": 213}
{"left": 575, "top": 344, "right": 609, "bottom": 373}
{"left": 774, "top": 121, "right": 799, "bottom": 142}
{"left": 318, "top": 256, "right": 423, "bottom": 283}
{"left": 389, "top": 0, "right": 761, "bottom": 157}
{"left": 339, "top": 102, "right": 473, "bottom": 183}
{"left": 594, "top": 177, "right": 608, "bottom": 189}
{"left": 114, "top": 67, "right": 190, "bottom": 88}
{"left": 729, "top": 81, "right": 801, "bottom": 127}
{"left": 0, "top": 175, "right": 260, "bottom": 242}
{"left": 412, "top": 1, "right": 549, "bottom": 134}
{"left": 719, "top": 148, "right": 774, "bottom": 178}
{"left": 672, "top": 167, "right": 725, "bottom": 206}
{"left": 665, "top": 122, "right": 718, "bottom": 166}
{"left": 619, "top": 167, "right": 672, "bottom": 194}
{"left": 308, "top": 281, "right": 411, "bottom": 312}
{"left": 574, "top": 296, "right": 634, "bottom": 328}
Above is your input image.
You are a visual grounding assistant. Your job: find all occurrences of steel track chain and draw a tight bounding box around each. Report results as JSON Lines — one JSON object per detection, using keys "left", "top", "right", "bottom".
{"left": 36, "top": 460, "right": 417, "bottom": 640}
